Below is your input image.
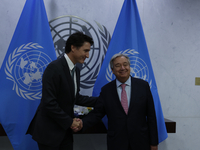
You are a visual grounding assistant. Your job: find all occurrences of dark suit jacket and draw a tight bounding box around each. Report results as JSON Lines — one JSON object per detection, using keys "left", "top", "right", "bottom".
{"left": 27, "top": 56, "right": 96, "bottom": 147}
{"left": 83, "top": 77, "right": 158, "bottom": 150}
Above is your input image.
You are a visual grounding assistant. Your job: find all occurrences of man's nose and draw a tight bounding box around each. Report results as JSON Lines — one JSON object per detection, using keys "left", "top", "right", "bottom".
{"left": 121, "top": 65, "right": 125, "bottom": 69}
{"left": 86, "top": 52, "right": 89, "bottom": 58}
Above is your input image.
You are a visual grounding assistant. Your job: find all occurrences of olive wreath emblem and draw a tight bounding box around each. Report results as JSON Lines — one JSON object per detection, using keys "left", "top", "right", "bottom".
{"left": 4, "top": 42, "right": 43, "bottom": 100}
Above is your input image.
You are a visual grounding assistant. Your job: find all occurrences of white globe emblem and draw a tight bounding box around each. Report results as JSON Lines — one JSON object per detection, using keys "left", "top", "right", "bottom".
{"left": 49, "top": 15, "right": 109, "bottom": 89}
{"left": 129, "top": 56, "right": 149, "bottom": 81}
{"left": 14, "top": 51, "right": 51, "bottom": 91}
{"left": 5, "top": 43, "right": 53, "bottom": 100}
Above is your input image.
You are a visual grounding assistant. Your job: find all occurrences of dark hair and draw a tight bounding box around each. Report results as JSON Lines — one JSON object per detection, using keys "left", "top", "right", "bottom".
{"left": 65, "top": 32, "right": 94, "bottom": 53}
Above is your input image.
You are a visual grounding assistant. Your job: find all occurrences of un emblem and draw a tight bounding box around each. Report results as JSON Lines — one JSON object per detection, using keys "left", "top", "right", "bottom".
{"left": 49, "top": 15, "right": 110, "bottom": 89}
{"left": 106, "top": 49, "right": 152, "bottom": 88}
{"left": 5, "top": 43, "right": 52, "bottom": 100}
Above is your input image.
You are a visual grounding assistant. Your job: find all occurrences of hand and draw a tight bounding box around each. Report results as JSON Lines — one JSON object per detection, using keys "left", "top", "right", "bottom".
{"left": 71, "top": 118, "right": 83, "bottom": 132}
{"left": 150, "top": 145, "right": 158, "bottom": 150}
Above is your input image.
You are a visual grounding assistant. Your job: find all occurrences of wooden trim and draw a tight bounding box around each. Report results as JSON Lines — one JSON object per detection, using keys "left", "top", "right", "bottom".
{"left": 164, "top": 118, "right": 176, "bottom": 133}
{"left": 0, "top": 123, "right": 7, "bottom": 136}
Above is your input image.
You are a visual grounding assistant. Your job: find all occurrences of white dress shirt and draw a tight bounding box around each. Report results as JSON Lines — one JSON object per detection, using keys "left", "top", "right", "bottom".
{"left": 116, "top": 76, "right": 131, "bottom": 107}
{"left": 64, "top": 53, "right": 77, "bottom": 96}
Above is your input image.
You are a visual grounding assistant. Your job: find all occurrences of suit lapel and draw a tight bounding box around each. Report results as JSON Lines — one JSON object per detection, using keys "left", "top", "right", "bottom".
{"left": 128, "top": 77, "right": 137, "bottom": 113}
{"left": 60, "top": 56, "right": 75, "bottom": 98}
{"left": 110, "top": 80, "right": 127, "bottom": 114}
{"left": 75, "top": 66, "right": 80, "bottom": 98}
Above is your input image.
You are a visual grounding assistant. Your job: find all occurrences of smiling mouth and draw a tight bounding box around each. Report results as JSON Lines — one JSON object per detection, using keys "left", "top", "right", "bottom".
{"left": 119, "top": 71, "right": 127, "bottom": 74}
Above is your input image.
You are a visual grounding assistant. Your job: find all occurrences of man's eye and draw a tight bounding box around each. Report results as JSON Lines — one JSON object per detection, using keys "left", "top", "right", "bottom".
{"left": 115, "top": 65, "right": 121, "bottom": 68}
{"left": 123, "top": 63, "right": 129, "bottom": 66}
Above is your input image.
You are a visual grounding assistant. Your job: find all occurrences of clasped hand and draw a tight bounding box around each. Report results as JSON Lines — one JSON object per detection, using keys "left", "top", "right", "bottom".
{"left": 71, "top": 118, "right": 83, "bottom": 132}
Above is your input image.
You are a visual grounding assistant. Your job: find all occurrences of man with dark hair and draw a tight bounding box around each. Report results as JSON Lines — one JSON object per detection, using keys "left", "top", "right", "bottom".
{"left": 27, "top": 32, "right": 96, "bottom": 150}
{"left": 79, "top": 53, "right": 158, "bottom": 150}
{"left": 65, "top": 31, "right": 94, "bottom": 54}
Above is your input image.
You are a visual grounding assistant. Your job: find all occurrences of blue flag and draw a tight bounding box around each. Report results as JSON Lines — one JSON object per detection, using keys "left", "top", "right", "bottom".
{"left": 0, "top": 0, "right": 56, "bottom": 149}
{"left": 92, "top": 0, "right": 168, "bottom": 143}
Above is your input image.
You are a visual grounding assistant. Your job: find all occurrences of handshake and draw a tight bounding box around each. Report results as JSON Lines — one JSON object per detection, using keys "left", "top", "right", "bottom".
{"left": 70, "top": 118, "right": 83, "bottom": 132}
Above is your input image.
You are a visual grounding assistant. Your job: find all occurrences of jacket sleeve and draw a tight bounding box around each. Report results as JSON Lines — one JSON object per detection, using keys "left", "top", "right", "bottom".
{"left": 146, "top": 82, "right": 159, "bottom": 146}
{"left": 75, "top": 94, "right": 97, "bottom": 107}
{"left": 82, "top": 95, "right": 106, "bottom": 131}
{"left": 74, "top": 67, "right": 97, "bottom": 107}
{"left": 40, "top": 63, "right": 73, "bottom": 130}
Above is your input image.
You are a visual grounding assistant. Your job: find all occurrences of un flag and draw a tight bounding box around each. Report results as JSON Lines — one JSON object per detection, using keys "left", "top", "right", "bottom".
{"left": 93, "top": 0, "right": 168, "bottom": 143}
{"left": 0, "top": 0, "right": 56, "bottom": 150}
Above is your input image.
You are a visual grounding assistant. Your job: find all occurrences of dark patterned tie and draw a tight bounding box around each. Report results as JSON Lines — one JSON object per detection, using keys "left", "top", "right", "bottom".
{"left": 71, "top": 67, "right": 76, "bottom": 93}
{"left": 121, "top": 84, "right": 128, "bottom": 114}
{"left": 71, "top": 67, "right": 75, "bottom": 81}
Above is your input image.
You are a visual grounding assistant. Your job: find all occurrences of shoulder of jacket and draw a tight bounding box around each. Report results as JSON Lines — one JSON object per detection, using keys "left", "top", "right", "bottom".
{"left": 131, "top": 77, "right": 149, "bottom": 86}
{"left": 102, "top": 80, "right": 115, "bottom": 90}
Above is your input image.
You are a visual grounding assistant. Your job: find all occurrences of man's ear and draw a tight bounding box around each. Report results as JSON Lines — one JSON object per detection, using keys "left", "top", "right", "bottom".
{"left": 71, "top": 45, "right": 75, "bottom": 52}
{"left": 111, "top": 68, "right": 114, "bottom": 73}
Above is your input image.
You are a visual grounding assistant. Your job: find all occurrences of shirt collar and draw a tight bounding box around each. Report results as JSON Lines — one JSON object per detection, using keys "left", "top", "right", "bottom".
{"left": 64, "top": 53, "right": 75, "bottom": 71}
{"left": 116, "top": 76, "right": 131, "bottom": 88}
